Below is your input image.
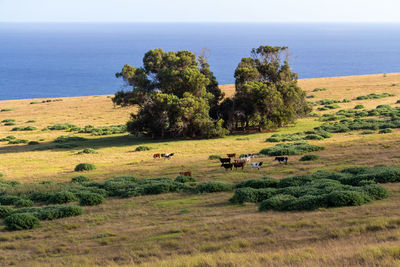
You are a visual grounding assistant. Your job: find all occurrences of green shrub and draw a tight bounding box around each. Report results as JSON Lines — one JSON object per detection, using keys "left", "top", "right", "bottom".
{"left": 36, "top": 205, "right": 84, "bottom": 220}
{"left": 8, "top": 139, "right": 28, "bottom": 144}
{"left": 54, "top": 136, "right": 87, "bottom": 143}
{"left": 230, "top": 187, "right": 277, "bottom": 204}
{"left": 305, "top": 134, "right": 324, "bottom": 140}
{"left": 26, "top": 120, "right": 36, "bottom": 123}
{"left": 14, "top": 199, "right": 34, "bottom": 208}
{"left": 313, "top": 88, "right": 327, "bottom": 92}
{"left": 259, "top": 141, "right": 325, "bottom": 156}
{"left": 360, "top": 184, "right": 389, "bottom": 200}
{"left": 74, "top": 163, "right": 96, "bottom": 172}
{"left": 79, "top": 193, "right": 104, "bottom": 206}
{"left": 195, "top": 181, "right": 233, "bottom": 193}
{"left": 46, "top": 123, "right": 78, "bottom": 131}
{"left": 208, "top": 155, "right": 221, "bottom": 160}
{"left": 361, "top": 130, "right": 375, "bottom": 135}
{"left": 1, "top": 108, "right": 14, "bottom": 112}
{"left": 78, "top": 148, "right": 97, "bottom": 154}
{"left": 379, "top": 128, "right": 392, "bottom": 134}
{"left": 2, "top": 119, "right": 15, "bottom": 123}
{"left": 236, "top": 177, "right": 278, "bottom": 189}
{"left": 28, "top": 141, "right": 40, "bottom": 145}
{"left": 299, "top": 154, "right": 320, "bottom": 161}
{"left": 140, "top": 182, "right": 172, "bottom": 195}
{"left": 174, "top": 175, "right": 196, "bottom": 183}
{"left": 259, "top": 194, "right": 297, "bottom": 211}
{"left": 71, "top": 176, "right": 90, "bottom": 183}
{"left": 4, "top": 213, "right": 40, "bottom": 230}
{"left": 0, "top": 206, "right": 14, "bottom": 218}
{"left": 135, "top": 146, "right": 151, "bottom": 151}
{"left": 79, "top": 125, "right": 127, "bottom": 136}
{"left": 266, "top": 133, "right": 305, "bottom": 142}
{"left": 4, "top": 122, "right": 16, "bottom": 126}
{"left": 0, "top": 135, "right": 16, "bottom": 141}
{"left": 356, "top": 93, "right": 395, "bottom": 100}
{"left": 277, "top": 175, "right": 313, "bottom": 188}
{"left": 11, "top": 126, "right": 36, "bottom": 131}
{"left": 342, "top": 99, "right": 351, "bottom": 103}
{"left": 326, "top": 191, "right": 371, "bottom": 207}
{"left": 0, "top": 195, "right": 20, "bottom": 205}
{"left": 306, "top": 95, "right": 316, "bottom": 98}
{"left": 48, "top": 191, "right": 77, "bottom": 204}
{"left": 354, "top": 104, "right": 364, "bottom": 109}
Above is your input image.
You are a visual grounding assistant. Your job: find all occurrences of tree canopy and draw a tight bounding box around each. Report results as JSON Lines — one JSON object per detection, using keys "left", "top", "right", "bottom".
{"left": 113, "top": 49, "right": 227, "bottom": 138}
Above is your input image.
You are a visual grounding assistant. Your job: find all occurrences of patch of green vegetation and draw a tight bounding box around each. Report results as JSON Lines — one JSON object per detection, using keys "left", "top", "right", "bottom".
{"left": 53, "top": 136, "right": 87, "bottom": 143}
{"left": 78, "top": 125, "right": 127, "bottom": 136}
{"left": 379, "top": 128, "right": 393, "bottom": 134}
{"left": 77, "top": 148, "right": 98, "bottom": 154}
{"left": 2, "top": 119, "right": 15, "bottom": 123}
{"left": 299, "top": 154, "right": 320, "bottom": 161}
{"left": 26, "top": 120, "right": 36, "bottom": 123}
{"left": 74, "top": 163, "right": 96, "bottom": 172}
{"left": 45, "top": 123, "right": 80, "bottom": 131}
{"left": 135, "top": 146, "right": 151, "bottom": 151}
{"left": 312, "top": 88, "right": 327, "bottom": 92}
{"left": 1, "top": 108, "right": 14, "bottom": 112}
{"left": 356, "top": 93, "right": 395, "bottom": 100}
{"left": 150, "top": 232, "right": 182, "bottom": 240}
{"left": 208, "top": 155, "right": 221, "bottom": 160}
{"left": 260, "top": 141, "right": 325, "bottom": 156}
{"left": 354, "top": 104, "right": 365, "bottom": 109}
{"left": 8, "top": 139, "right": 28, "bottom": 144}
{"left": 317, "top": 104, "right": 340, "bottom": 111}
{"left": 11, "top": 126, "right": 37, "bottom": 131}
{"left": 28, "top": 141, "right": 40, "bottom": 145}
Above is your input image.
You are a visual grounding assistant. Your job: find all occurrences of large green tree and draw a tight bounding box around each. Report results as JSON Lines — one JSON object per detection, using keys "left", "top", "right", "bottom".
{"left": 113, "top": 49, "right": 227, "bottom": 138}
{"left": 232, "top": 45, "right": 311, "bottom": 130}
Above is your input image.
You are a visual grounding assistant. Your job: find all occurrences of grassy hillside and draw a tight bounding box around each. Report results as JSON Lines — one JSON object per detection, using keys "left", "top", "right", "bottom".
{"left": 1, "top": 73, "right": 400, "bottom": 266}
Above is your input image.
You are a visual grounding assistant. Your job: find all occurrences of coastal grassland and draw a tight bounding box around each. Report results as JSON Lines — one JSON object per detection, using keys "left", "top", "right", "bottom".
{"left": 0, "top": 73, "right": 400, "bottom": 266}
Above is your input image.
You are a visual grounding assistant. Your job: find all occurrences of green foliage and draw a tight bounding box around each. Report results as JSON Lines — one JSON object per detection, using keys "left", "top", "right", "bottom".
{"left": 1, "top": 108, "right": 14, "bottom": 112}
{"left": 45, "top": 123, "right": 79, "bottom": 131}
{"left": 8, "top": 139, "right": 28, "bottom": 144}
{"left": 0, "top": 195, "right": 20, "bottom": 205}
{"left": 356, "top": 93, "right": 395, "bottom": 100}
{"left": 208, "top": 154, "right": 221, "bottom": 160}
{"left": 48, "top": 191, "right": 77, "bottom": 204}
{"left": 71, "top": 176, "right": 90, "bottom": 183}
{"left": 299, "top": 154, "right": 320, "bottom": 161}
{"left": 28, "top": 141, "right": 40, "bottom": 145}
{"left": 312, "top": 88, "right": 327, "bottom": 92}
{"left": 361, "top": 130, "right": 375, "bottom": 134}
{"left": 78, "top": 125, "right": 127, "bottom": 136}
{"left": 379, "top": 128, "right": 392, "bottom": 134}
{"left": 0, "top": 135, "right": 16, "bottom": 141}
{"left": 78, "top": 148, "right": 98, "bottom": 154}
{"left": 54, "top": 135, "right": 87, "bottom": 143}
{"left": 230, "top": 187, "right": 277, "bottom": 204}
{"left": 360, "top": 184, "right": 389, "bottom": 200}
{"left": 114, "top": 48, "right": 226, "bottom": 139}
{"left": 2, "top": 119, "right": 15, "bottom": 123}
{"left": 174, "top": 175, "right": 196, "bottom": 183}
{"left": 4, "top": 122, "right": 16, "bottom": 126}
{"left": 326, "top": 191, "right": 371, "bottom": 207}
{"left": 259, "top": 141, "right": 325, "bottom": 156}
{"left": 135, "top": 146, "right": 151, "bottom": 152}
{"left": 306, "top": 95, "right": 315, "bottom": 98}
{"left": 34, "top": 205, "right": 84, "bottom": 220}
{"left": 0, "top": 206, "right": 14, "bottom": 218}
{"left": 266, "top": 133, "right": 304, "bottom": 142}
{"left": 305, "top": 134, "right": 324, "bottom": 140}
{"left": 14, "top": 199, "right": 34, "bottom": 208}
{"left": 79, "top": 193, "right": 104, "bottom": 206}
{"left": 259, "top": 194, "right": 297, "bottom": 211}
{"left": 195, "top": 181, "right": 233, "bottom": 193}
{"left": 11, "top": 126, "right": 36, "bottom": 131}
{"left": 354, "top": 104, "right": 364, "bottom": 109}
{"left": 4, "top": 213, "right": 40, "bottom": 230}
{"left": 317, "top": 104, "right": 340, "bottom": 111}
{"left": 74, "top": 163, "right": 96, "bottom": 172}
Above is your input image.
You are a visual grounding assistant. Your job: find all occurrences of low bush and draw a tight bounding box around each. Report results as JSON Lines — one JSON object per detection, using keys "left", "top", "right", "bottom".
{"left": 299, "top": 154, "right": 320, "bottom": 161}
{"left": 74, "top": 163, "right": 96, "bottom": 172}
{"left": 305, "top": 134, "right": 324, "bottom": 140}
{"left": 313, "top": 88, "right": 327, "bottom": 92}
{"left": 28, "top": 141, "right": 40, "bottom": 145}
{"left": 230, "top": 187, "right": 277, "bottom": 204}
{"left": 45, "top": 123, "right": 79, "bottom": 131}
{"left": 208, "top": 155, "right": 221, "bottom": 160}
{"left": 78, "top": 125, "right": 127, "bottom": 136}
{"left": 71, "top": 176, "right": 90, "bottom": 183}
{"left": 1, "top": 108, "right": 14, "bottom": 112}
{"left": 354, "top": 104, "right": 364, "bottom": 109}
{"left": 4, "top": 122, "right": 16, "bottom": 126}
{"left": 54, "top": 136, "right": 87, "bottom": 143}
{"left": 361, "top": 130, "right": 375, "bottom": 135}
{"left": 79, "top": 193, "right": 104, "bottom": 206}
{"left": 8, "top": 139, "right": 29, "bottom": 144}
{"left": 195, "top": 181, "right": 233, "bottom": 193}
{"left": 0, "top": 135, "right": 16, "bottom": 141}
{"left": 326, "top": 190, "right": 371, "bottom": 207}
{"left": 0, "top": 206, "right": 14, "bottom": 218}
{"left": 135, "top": 146, "right": 151, "bottom": 152}
{"left": 259, "top": 141, "right": 325, "bottom": 156}
{"left": 48, "top": 191, "right": 77, "bottom": 204}
{"left": 266, "top": 133, "right": 305, "bottom": 142}
{"left": 4, "top": 213, "right": 40, "bottom": 230}
{"left": 78, "top": 148, "right": 97, "bottom": 154}
{"left": 356, "top": 93, "right": 395, "bottom": 100}
{"left": 11, "top": 126, "right": 36, "bottom": 131}
{"left": 0, "top": 195, "right": 20, "bottom": 205}
{"left": 360, "top": 184, "right": 390, "bottom": 200}
{"left": 379, "top": 128, "right": 392, "bottom": 134}
{"left": 174, "top": 175, "right": 196, "bottom": 183}
{"left": 14, "top": 199, "right": 34, "bottom": 208}
{"left": 259, "top": 194, "right": 297, "bottom": 211}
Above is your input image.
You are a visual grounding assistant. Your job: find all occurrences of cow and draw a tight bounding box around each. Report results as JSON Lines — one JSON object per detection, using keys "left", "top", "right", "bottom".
{"left": 227, "top": 153, "right": 236, "bottom": 158}
{"left": 219, "top": 157, "right": 231, "bottom": 164}
{"left": 153, "top": 153, "right": 161, "bottom": 159}
{"left": 221, "top": 163, "right": 233, "bottom": 171}
{"left": 239, "top": 153, "right": 254, "bottom": 162}
{"left": 233, "top": 161, "right": 246, "bottom": 170}
{"left": 162, "top": 153, "right": 175, "bottom": 159}
{"left": 179, "top": 171, "right": 192, "bottom": 177}
{"left": 275, "top": 156, "right": 288, "bottom": 165}
{"left": 251, "top": 162, "right": 263, "bottom": 170}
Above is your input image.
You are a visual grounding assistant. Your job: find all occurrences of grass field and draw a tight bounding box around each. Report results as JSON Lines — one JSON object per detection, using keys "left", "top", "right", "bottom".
{"left": 1, "top": 73, "right": 400, "bottom": 266}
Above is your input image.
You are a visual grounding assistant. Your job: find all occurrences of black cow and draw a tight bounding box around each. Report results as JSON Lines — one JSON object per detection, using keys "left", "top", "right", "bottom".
{"left": 221, "top": 163, "right": 233, "bottom": 171}
{"left": 275, "top": 156, "right": 288, "bottom": 165}
{"left": 219, "top": 157, "right": 231, "bottom": 164}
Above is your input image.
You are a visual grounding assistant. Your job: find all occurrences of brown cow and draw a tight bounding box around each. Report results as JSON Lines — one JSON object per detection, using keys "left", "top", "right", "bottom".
{"left": 153, "top": 153, "right": 161, "bottom": 159}
{"left": 227, "top": 153, "right": 236, "bottom": 158}
{"left": 233, "top": 161, "right": 246, "bottom": 170}
{"left": 179, "top": 171, "right": 192, "bottom": 177}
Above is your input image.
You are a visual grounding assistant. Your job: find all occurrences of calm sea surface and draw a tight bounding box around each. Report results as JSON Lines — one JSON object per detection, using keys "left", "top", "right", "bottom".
{"left": 0, "top": 23, "right": 399, "bottom": 100}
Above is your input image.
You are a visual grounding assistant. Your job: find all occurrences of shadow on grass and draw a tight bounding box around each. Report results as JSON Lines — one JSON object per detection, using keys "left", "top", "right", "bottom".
{"left": 0, "top": 134, "right": 184, "bottom": 154}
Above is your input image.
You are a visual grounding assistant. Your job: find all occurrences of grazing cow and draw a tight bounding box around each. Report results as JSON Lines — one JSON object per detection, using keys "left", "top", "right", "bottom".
{"left": 227, "top": 153, "right": 236, "bottom": 158}
{"left": 179, "top": 171, "right": 192, "bottom": 177}
{"left": 162, "top": 153, "right": 175, "bottom": 159}
{"left": 233, "top": 161, "right": 246, "bottom": 170}
{"left": 240, "top": 153, "right": 254, "bottom": 159}
{"left": 221, "top": 163, "right": 233, "bottom": 171}
{"left": 219, "top": 157, "right": 231, "bottom": 164}
{"left": 275, "top": 156, "right": 288, "bottom": 165}
{"left": 251, "top": 162, "right": 263, "bottom": 170}
{"left": 153, "top": 153, "right": 161, "bottom": 159}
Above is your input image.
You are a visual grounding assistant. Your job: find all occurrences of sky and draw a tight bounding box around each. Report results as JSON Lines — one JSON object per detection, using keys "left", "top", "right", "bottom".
{"left": 0, "top": 0, "right": 399, "bottom": 23}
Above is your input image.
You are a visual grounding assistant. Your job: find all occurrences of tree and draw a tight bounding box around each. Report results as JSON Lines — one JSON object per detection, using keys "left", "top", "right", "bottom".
{"left": 114, "top": 49, "right": 227, "bottom": 139}
{"left": 232, "top": 45, "right": 311, "bottom": 130}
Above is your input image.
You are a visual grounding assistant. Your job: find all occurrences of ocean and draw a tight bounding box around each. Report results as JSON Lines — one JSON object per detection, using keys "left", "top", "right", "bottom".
{"left": 0, "top": 23, "right": 399, "bottom": 100}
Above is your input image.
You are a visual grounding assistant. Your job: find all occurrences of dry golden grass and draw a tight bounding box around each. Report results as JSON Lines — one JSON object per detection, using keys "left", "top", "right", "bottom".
{"left": 1, "top": 73, "right": 400, "bottom": 266}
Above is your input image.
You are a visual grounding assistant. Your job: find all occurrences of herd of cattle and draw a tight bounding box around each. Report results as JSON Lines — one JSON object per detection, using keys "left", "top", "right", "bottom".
{"left": 152, "top": 152, "right": 289, "bottom": 176}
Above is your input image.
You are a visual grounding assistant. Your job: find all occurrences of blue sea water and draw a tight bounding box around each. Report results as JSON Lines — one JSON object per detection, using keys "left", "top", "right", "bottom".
{"left": 0, "top": 23, "right": 399, "bottom": 100}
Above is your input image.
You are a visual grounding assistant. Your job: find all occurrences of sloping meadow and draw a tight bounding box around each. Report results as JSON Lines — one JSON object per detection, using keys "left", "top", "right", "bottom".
{"left": 1, "top": 166, "right": 399, "bottom": 231}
